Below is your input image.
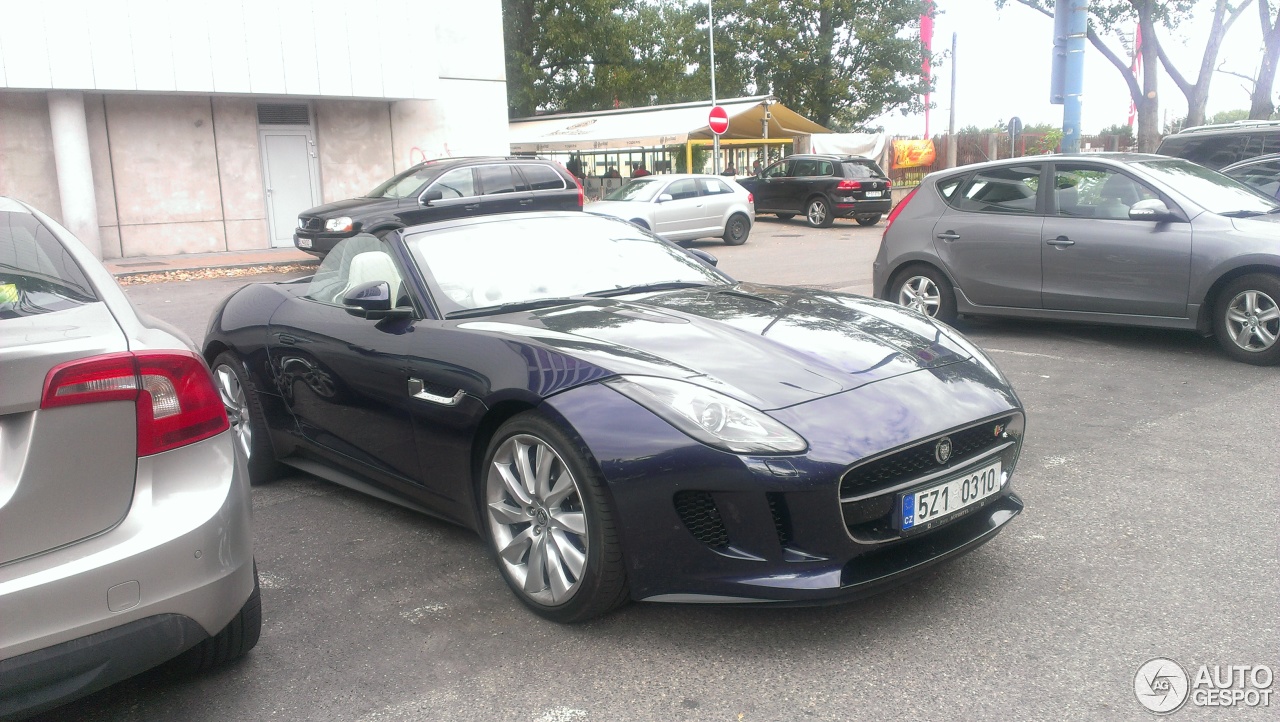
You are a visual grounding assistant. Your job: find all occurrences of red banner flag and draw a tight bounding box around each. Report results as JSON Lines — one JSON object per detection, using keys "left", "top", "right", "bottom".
{"left": 921, "top": 1, "right": 935, "bottom": 137}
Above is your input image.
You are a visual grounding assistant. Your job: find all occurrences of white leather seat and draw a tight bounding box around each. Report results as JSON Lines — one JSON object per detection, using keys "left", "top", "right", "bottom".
{"left": 343, "top": 251, "right": 402, "bottom": 303}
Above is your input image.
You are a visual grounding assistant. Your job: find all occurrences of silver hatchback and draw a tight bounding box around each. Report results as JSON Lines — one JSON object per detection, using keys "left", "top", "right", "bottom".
{"left": 873, "top": 154, "right": 1280, "bottom": 365}
{"left": 585, "top": 174, "right": 755, "bottom": 245}
{"left": 0, "top": 198, "right": 259, "bottom": 717}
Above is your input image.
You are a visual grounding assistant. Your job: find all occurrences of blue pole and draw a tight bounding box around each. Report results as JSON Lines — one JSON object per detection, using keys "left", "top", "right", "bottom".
{"left": 1061, "top": 0, "right": 1087, "bottom": 153}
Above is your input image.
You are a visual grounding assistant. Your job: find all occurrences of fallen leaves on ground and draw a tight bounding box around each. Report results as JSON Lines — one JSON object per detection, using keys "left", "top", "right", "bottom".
{"left": 116, "top": 263, "right": 317, "bottom": 285}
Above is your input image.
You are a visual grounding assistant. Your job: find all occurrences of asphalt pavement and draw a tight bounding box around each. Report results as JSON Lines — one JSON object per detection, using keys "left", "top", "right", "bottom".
{"left": 41, "top": 216, "right": 1278, "bottom": 722}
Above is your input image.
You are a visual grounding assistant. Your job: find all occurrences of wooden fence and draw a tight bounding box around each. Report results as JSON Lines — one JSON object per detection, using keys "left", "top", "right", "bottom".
{"left": 889, "top": 133, "right": 1133, "bottom": 188}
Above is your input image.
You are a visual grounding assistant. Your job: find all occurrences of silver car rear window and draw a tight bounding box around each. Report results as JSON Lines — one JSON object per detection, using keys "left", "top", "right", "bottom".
{"left": 0, "top": 211, "right": 97, "bottom": 319}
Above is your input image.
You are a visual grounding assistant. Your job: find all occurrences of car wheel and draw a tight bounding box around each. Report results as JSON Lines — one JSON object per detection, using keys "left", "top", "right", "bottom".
{"left": 1213, "top": 273, "right": 1280, "bottom": 365}
{"left": 167, "top": 564, "right": 262, "bottom": 673}
{"left": 722, "top": 213, "right": 751, "bottom": 245}
{"left": 776, "top": 213, "right": 795, "bottom": 220}
{"left": 805, "top": 198, "right": 834, "bottom": 228}
{"left": 856, "top": 214, "right": 882, "bottom": 226}
{"left": 890, "top": 265, "right": 957, "bottom": 323}
{"left": 213, "top": 351, "right": 285, "bottom": 485}
{"left": 482, "top": 412, "right": 628, "bottom": 623}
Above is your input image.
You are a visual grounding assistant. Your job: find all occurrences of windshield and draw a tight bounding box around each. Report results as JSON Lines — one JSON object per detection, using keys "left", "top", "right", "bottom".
{"left": 366, "top": 166, "right": 436, "bottom": 199}
{"left": 1132, "top": 158, "right": 1279, "bottom": 215}
{"left": 604, "top": 178, "right": 665, "bottom": 202}
{"left": 405, "top": 215, "right": 729, "bottom": 315}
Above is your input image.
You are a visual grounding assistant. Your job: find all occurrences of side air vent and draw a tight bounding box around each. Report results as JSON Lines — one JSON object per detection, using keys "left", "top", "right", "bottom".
{"left": 766, "top": 493, "right": 793, "bottom": 547}
{"left": 257, "top": 103, "right": 311, "bottom": 126}
{"left": 674, "top": 491, "right": 729, "bottom": 549}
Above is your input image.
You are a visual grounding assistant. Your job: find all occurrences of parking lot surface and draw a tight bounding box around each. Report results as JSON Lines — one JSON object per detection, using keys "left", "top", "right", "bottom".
{"left": 40, "top": 217, "right": 1278, "bottom": 721}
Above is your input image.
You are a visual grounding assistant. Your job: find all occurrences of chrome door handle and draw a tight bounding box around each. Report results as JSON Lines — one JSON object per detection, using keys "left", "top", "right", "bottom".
{"left": 519, "top": 199, "right": 533, "bottom": 206}
{"left": 408, "top": 377, "right": 465, "bottom": 406}
{"left": 936, "top": 231, "right": 960, "bottom": 241}
{"left": 1046, "top": 237, "right": 1076, "bottom": 247}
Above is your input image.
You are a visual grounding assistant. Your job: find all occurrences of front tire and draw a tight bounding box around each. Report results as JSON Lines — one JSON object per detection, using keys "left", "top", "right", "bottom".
{"left": 805, "top": 197, "right": 835, "bottom": 228}
{"left": 722, "top": 213, "right": 751, "bottom": 245}
{"left": 856, "top": 214, "right": 882, "bottom": 226}
{"left": 1213, "top": 273, "right": 1280, "bottom": 365}
{"left": 890, "top": 264, "right": 957, "bottom": 323}
{"left": 213, "top": 352, "right": 285, "bottom": 485}
{"left": 481, "top": 412, "right": 628, "bottom": 623}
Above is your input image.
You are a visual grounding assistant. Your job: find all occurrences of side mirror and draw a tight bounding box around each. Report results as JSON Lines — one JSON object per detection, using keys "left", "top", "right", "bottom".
{"left": 688, "top": 248, "right": 718, "bottom": 267}
{"left": 656, "top": 193, "right": 674, "bottom": 203}
{"left": 1129, "top": 199, "right": 1175, "bottom": 222}
{"left": 343, "top": 281, "right": 410, "bottom": 320}
{"left": 421, "top": 189, "right": 443, "bottom": 205}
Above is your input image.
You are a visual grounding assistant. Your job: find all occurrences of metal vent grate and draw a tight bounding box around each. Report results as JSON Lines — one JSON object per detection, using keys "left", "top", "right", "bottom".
{"left": 673, "top": 491, "right": 729, "bottom": 549}
{"left": 257, "top": 103, "right": 311, "bottom": 126}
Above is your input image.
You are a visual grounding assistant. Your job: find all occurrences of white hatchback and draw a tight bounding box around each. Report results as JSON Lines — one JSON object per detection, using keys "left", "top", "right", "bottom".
{"left": 586, "top": 174, "right": 755, "bottom": 245}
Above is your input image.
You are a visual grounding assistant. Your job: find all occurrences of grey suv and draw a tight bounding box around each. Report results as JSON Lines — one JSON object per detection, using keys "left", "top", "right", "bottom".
{"left": 873, "top": 154, "right": 1280, "bottom": 365}
{"left": 0, "top": 198, "right": 259, "bottom": 717}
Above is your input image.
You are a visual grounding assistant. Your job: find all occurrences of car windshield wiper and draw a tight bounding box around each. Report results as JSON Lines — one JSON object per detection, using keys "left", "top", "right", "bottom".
{"left": 444, "top": 296, "right": 587, "bottom": 319}
{"left": 1219, "top": 209, "right": 1269, "bottom": 218}
{"left": 585, "top": 280, "right": 718, "bottom": 297}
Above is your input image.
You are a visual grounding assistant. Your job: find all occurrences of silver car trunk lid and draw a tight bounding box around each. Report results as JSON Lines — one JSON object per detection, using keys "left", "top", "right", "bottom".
{"left": 0, "top": 302, "right": 138, "bottom": 565}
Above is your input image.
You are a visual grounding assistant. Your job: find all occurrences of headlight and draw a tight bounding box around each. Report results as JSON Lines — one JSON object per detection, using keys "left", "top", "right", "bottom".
{"left": 605, "top": 375, "right": 806, "bottom": 454}
{"left": 324, "top": 216, "right": 353, "bottom": 232}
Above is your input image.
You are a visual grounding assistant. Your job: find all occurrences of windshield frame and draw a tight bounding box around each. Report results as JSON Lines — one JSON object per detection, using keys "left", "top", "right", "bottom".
{"left": 402, "top": 214, "right": 734, "bottom": 318}
{"left": 366, "top": 165, "right": 438, "bottom": 199}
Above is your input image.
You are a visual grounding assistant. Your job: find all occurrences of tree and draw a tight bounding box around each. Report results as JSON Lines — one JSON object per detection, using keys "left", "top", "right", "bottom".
{"left": 1155, "top": 0, "right": 1253, "bottom": 129}
{"left": 1098, "top": 122, "right": 1136, "bottom": 145}
{"left": 998, "top": 0, "right": 1197, "bottom": 152}
{"left": 1250, "top": 0, "right": 1280, "bottom": 118}
{"left": 713, "top": 0, "right": 933, "bottom": 130}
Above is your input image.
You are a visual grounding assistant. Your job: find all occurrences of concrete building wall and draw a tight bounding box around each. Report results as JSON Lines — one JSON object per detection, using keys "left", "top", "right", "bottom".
{"left": 211, "top": 98, "right": 269, "bottom": 251}
{"left": 391, "top": 81, "right": 511, "bottom": 173}
{"left": 315, "top": 100, "right": 395, "bottom": 203}
{"left": 105, "top": 95, "right": 226, "bottom": 256}
{"left": 0, "top": 92, "right": 61, "bottom": 223}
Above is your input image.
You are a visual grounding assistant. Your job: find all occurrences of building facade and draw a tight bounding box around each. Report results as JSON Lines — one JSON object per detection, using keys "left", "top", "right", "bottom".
{"left": 0, "top": 0, "right": 509, "bottom": 258}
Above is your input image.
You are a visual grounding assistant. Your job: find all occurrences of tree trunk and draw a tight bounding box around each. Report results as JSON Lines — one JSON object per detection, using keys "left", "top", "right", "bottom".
{"left": 1137, "top": 2, "right": 1161, "bottom": 152}
{"left": 1253, "top": 0, "right": 1280, "bottom": 119}
{"left": 813, "top": 2, "right": 837, "bottom": 129}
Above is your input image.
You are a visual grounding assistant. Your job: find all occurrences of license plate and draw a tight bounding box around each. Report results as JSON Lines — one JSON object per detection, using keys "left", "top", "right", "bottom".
{"left": 297, "top": 237, "right": 312, "bottom": 249}
{"left": 864, "top": 190, "right": 882, "bottom": 198}
{"left": 900, "top": 460, "right": 1002, "bottom": 532}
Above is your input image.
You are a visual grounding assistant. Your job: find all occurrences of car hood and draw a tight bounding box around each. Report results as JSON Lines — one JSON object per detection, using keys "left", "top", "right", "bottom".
{"left": 302, "top": 197, "right": 386, "bottom": 217}
{"left": 585, "top": 201, "right": 651, "bottom": 218}
{"left": 454, "top": 284, "right": 975, "bottom": 410}
{"left": 1230, "top": 213, "right": 1280, "bottom": 231}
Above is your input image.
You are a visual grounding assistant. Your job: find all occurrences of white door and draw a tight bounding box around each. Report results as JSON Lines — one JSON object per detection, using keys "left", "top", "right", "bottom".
{"left": 260, "top": 129, "right": 321, "bottom": 248}
{"left": 653, "top": 178, "right": 707, "bottom": 239}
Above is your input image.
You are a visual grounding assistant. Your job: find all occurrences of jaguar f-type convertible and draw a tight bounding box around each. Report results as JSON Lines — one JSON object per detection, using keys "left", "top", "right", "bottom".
{"left": 204, "top": 212, "right": 1026, "bottom": 622}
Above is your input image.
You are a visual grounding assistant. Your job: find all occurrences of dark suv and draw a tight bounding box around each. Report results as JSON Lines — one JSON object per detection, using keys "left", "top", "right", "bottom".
{"left": 294, "top": 157, "right": 582, "bottom": 257}
{"left": 737, "top": 154, "right": 892, "bottom": 227}
{"left": 1155, "top": 121, "right": 1280, "bottom": 170}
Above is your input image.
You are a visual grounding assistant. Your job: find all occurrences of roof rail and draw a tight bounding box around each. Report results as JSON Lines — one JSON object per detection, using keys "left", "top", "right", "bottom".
{"left": 1177, "top": 120, "right": 1280, "bottom": 135}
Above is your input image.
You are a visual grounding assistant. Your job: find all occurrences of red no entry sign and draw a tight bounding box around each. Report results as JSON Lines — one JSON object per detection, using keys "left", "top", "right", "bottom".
{"left": 708, "top": 105, "right": 729, "bottom": 135}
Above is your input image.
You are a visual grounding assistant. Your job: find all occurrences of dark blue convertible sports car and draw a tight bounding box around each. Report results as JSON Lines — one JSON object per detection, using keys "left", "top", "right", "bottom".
{"left": 204, "top": 212, "right": 1026, "bottom": 622}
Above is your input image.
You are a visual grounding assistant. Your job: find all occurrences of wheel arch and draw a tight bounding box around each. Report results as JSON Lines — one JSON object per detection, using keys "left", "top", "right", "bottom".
{"left": 881, "top": 256, "right": 960, "bottom": 300}
{"left": 1196, "top": 263, "right": 1280, "bottom": 333}
{"left": 468, "top": 398, "right": 540, "bottom": 526}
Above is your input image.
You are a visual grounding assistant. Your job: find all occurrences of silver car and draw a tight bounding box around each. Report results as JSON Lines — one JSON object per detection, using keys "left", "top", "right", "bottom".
{"left": 872, "top": 154, "right": 1280, "bottom": 365}
{"left": 585, "top": 174, "right": 755, "bottom": 245}
{"left": 0, "top": 198, "right": 259, "bottom": 717}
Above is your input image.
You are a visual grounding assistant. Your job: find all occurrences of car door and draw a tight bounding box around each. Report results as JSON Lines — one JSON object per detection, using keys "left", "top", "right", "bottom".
{"left": 516, "top": 163, "right": 578, "bottom": 210}
{"left": 1041, "top": 161, "right": 1193, "bottom": 317}
{"left": 402, "top": 166, "right": 482, "bottom": 225}
{"left": 754, "top": 159, "right": 793, "bottom": 212}
{"left": 268, "top": 235, "right": 424, "bottom": 489}
{"left": 652, "top": 178, "right": 707, "bottom": 238}
{"left": 791, "top": 158, "right": 833, "bottom": 210}
{"left": 477, "top": 163, "right": 534, "bottom": 215}
{"left": 932, "top": 163, "right": 1046, "bottom": 309}
{"left": 697, "top": 177, "right": 737, "bottom": 232}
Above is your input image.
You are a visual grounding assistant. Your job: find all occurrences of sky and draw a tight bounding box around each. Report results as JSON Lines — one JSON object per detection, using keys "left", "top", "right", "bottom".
{"left": 873, "top": 0, "right": 1268, "bottom": 137}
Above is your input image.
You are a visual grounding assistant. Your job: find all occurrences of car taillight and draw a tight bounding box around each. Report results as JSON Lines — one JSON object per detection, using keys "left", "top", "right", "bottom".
{"left": 885, "top": 179, "right": 893, "bottom": 188}
{"left": 575, "top": 175, "right": 585, "bottom": 208}
{"left": 836, "top": 179, "right": 863, "bottom": 191}
{"left": 42, "top": 351, "right": 230, "bottom": 457}
{"left": 882, "top": 186, "right": 920, "bottom": 237}
{"left": 747, "top": 192, "right": 754, "bottom": 204}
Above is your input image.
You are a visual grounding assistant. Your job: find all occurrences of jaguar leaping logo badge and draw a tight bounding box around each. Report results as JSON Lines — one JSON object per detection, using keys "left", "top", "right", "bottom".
{"left": 935, "top": 437, "right": 953, "bottom": 464}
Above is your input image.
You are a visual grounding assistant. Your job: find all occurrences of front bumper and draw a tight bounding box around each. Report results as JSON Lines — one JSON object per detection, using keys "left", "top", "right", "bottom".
{"left": 293, "top": 231, "right": 352, "bottom": 257}
{"left": 0, "top": 431, "right": 255, "bottom": 716}
{"left": 541, "top": 364, "right": 1024, "bottom": 605}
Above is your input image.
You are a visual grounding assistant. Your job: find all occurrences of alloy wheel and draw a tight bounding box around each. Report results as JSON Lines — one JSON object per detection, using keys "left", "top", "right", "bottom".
{"left": 1224, "top": 289, "right": 1280, "bottom": 352}
{"left": 485, "top": 434, "right": 589, "bottom": 606}
{"left": 214, "top": 364, "right": 253, "bottom": 459}
{"left": 898, "top": 276, "right": 942, "bottom": 317}
{"left": 807, "top": 200, "right": 828, "bottom": 226}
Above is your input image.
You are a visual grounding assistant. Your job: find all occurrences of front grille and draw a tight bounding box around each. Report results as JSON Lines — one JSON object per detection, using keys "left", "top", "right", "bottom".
{"left": 299, "top": 217, "right": 323, "bottom": 232}
{"left": 674, "top": 491, "right": 729, "bottom": 549}
{"left": 839, "top": 416, "right": 1012, "bottom": 499}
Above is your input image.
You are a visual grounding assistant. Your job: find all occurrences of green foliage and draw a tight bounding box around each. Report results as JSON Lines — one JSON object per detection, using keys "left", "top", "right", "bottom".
{"left": 1098, "top": 123, "right": 1135, "bottom": 143}
{"left": 1209, "top": 108, "right": 1251, "bottom": 124}
{"left": 502, "top": 0, "right": 932, "bottom": 130}
{"left": 1027, "top": 129, "right": 1063, "bottom": 154}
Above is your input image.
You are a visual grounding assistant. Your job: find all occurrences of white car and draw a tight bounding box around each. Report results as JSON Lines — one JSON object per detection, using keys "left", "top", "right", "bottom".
{"left": 586, "top": 174, "right": 755, "bottom": 245}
